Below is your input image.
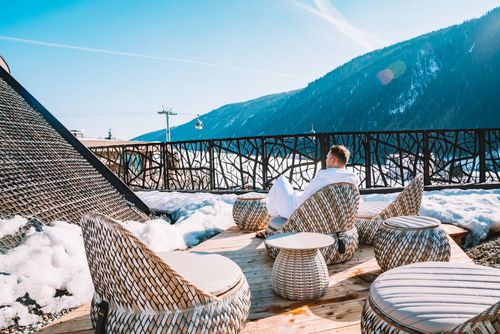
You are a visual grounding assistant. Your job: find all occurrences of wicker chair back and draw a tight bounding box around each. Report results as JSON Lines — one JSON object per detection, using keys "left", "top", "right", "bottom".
{"left": 284, "top": 182, "right": 360, "bottom": 233}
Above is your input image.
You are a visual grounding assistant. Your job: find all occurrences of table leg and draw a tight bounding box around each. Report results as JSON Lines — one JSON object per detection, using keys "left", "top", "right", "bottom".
{"left": 272, "top": 248, "right": 329, "bottom": 300}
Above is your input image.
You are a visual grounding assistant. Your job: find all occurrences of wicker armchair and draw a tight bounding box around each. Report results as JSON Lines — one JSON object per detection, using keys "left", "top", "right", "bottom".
{"left": 81, "top": 213, "right": 251, "bottom": 334}
{"left": 356, "top": 174, "right": 424, "bottom": 245}
{"left": 361, "top": 262, "right": 500, "bottom": 334}
{"left": 265, "top": 182, "right": 360, "bottom": 264}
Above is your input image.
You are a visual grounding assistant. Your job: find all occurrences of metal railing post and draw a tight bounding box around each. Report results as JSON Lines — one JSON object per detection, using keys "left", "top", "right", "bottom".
{"left": 162, "top": 143, "right": 168, "bottom": 190}
{"left": 423, "top": 131, "right": 431, "bottom": 186}
{"left": 262, "top": 138, "right": 268, "bottom": 190}
{"left": 208, "top": 141, "right": 215, "bottom": 190}
{"left": 478, "top": 129, "right": 486, "bottom": 183}
{"left": 364, "top": 133, "right": 372, "bottom": 188}
{"left": 122, "top": 146, "right": 129, "bottom": 186}
{"left": 319, "top": 134, "right": 329, "bottom": 169}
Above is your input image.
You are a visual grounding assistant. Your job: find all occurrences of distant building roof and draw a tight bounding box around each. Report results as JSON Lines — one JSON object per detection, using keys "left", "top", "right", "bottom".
{"left": 80, "top": 138, "right": 153, "bottom": 147}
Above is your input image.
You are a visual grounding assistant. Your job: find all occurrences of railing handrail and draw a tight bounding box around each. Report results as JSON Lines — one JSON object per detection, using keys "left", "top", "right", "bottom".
{"left": 90, "top": 127, "right": 500, "bottom": 148}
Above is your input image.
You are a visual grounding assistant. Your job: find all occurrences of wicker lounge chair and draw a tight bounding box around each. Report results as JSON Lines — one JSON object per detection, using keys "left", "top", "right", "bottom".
{"left": 361, "top": 262, "right": 500, "bottom": 334}
{"left": 356, "top": 174, "right": 424, "bottom": 245}
{"left": 265, "top": 182, "right": 360, "bottom": 264}
{"left": 0, "top": 64, "right": 149, "bottom": 224}
{"left": 81, "top": 213, "right": 251, "bottom": 333}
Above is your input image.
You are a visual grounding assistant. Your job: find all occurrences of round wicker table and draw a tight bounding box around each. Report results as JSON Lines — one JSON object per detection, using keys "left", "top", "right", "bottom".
{"left": 232, "top": 195, "right": 270, "bottom": 231}
{"left": 265, "top": 232, "right": 334, "bottom": 300}
{"left": 374, "top": 216, "right": 451, "bottom": 271}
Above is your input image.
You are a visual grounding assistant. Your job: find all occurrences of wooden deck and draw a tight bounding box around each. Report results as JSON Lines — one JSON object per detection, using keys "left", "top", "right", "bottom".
{"left": 38, "top": 224, "right": 471, "bottom": 334}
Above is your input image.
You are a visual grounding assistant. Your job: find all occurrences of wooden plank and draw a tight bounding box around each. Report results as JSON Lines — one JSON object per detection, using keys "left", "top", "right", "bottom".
{"left": 38, "top": 305, "right": 92, "bottom": 334}
{"left": 38, "top": 224, "right": 472, "bottom": 334}
{"left": 441, "top": 223, "right": 469, "bottom": 246}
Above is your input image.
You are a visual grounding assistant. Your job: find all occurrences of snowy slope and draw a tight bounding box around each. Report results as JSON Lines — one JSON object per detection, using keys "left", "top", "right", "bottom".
{"left": 134, "top": 8, "right": 500, "bottom": 141}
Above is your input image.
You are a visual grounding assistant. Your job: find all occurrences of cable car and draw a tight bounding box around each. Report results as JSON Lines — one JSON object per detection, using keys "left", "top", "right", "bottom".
{"left": 195, "top": 114, "right": 203, "bottom": 130}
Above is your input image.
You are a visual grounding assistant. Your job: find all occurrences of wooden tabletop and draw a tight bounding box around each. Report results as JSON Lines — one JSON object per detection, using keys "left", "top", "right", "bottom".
{"left": 265, "top": 232, "right": 335, "bottom": 250}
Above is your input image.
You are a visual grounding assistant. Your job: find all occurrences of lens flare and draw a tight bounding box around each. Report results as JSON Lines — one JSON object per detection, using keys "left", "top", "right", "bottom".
{"left": 377, "top": 60, "right": 406, "bottom": 85}
{"left": 390, "top": 60, "right": 406, "bottom": 79}
{"left": 377, "top": 69, "right": 394, "bottom": 85}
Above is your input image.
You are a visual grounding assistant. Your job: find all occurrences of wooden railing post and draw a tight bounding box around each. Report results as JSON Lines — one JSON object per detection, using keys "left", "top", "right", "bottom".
{"left": 364, "top": 133, "right": 372, "bottom": 188}
{"left": 423, "top": 131, "right": 431, "bottom": 186}
{"left": 478, "top": 129, "right": 486, "bottom": 183}
{"left": 262, "top": 138, "right": 268, "bottom": 190}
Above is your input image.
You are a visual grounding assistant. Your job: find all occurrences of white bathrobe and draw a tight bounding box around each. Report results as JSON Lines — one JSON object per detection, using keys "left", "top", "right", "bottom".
{"left": 266, "top": 168, "right": 360, "bottom": 219}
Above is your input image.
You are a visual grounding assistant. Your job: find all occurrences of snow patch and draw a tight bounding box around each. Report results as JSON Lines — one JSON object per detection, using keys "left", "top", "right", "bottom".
{"left": 0, "top": 218, "right": 93, "bottom": 330}
{"left": 428, "top": 58, "right": 440, "bottom": 74}
{"left": 0, "top": 191, "right": 241, "bottom": 329}
{"left": 0, "top": 216, "right": 27, "bottom": 238}
{"left": 468, "top": 42, "right": 475, "bottom": 53}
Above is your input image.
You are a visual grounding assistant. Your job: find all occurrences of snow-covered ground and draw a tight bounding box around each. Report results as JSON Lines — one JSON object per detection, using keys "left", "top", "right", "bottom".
{"left": 0, "top": 191, "right": 240, "bottom": 330}
{"left": 1, "top": 188, "right": 499, "bottom": 330}
{"left": 127, "top": 191, "right": 238, "bottom": 252}
{"left": 0, "top": 221, "right": 93, "bottom": 329}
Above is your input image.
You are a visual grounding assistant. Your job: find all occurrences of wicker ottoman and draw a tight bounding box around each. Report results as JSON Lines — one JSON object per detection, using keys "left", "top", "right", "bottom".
{"left": 374, "top": 216, "right": 450, "bottom": 271}
{"left": 265, "top": 232, "right": 334, "bottom": 300}
{"left": 232, "top": 196, "right": 270, "bottom": 231}
{"left": 361, "top": 262, "right": 500, "bottom": 334}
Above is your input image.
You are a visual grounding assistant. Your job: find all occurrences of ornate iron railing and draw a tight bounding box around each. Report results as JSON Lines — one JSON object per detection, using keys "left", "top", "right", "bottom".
{"left": 90, "top": 128, "right": 500, "bottom": 191}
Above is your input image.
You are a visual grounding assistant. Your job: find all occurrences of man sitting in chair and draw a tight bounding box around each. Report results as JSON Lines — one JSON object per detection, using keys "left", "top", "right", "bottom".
{"left": 266, "top": 145, "right": 359, "bottom": 219}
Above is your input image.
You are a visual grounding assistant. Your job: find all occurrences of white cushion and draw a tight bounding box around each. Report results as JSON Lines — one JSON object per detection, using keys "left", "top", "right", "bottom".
{"left": 268, "top": 216, "right": 287, "bottom": 231}
{"left": 370, "top": 262, "right": 500, "bottom": 333}
{"left": 357, "top": 201, "right": 388, "bottom": 219}
{"left": 385, "top": 215, "right": 440, "bottom": 229}
{"left": 157, "top": 251, "right": 243, "bottom": 296}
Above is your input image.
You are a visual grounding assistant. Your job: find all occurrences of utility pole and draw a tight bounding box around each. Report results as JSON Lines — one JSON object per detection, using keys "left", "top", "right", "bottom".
{"left": 157, "top": 105, "right": 177, "bottom": 142}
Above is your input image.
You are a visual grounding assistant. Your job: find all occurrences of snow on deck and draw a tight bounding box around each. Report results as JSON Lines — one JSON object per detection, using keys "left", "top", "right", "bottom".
{"left": 0, "top": 189, "right": 497, "bottom": 331}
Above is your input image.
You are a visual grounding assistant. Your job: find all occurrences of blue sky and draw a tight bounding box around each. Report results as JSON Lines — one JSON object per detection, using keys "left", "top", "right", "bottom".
{"left": 1, "top": 0, "right": 499, "bottom": 139}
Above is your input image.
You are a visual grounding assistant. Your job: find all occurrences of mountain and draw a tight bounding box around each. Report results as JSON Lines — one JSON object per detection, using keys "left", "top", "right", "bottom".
{"left": 133, "top": 8, "right": 500, "bottom": 142}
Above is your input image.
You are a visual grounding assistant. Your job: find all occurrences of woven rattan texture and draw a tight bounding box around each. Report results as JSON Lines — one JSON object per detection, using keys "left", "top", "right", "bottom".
{"left": 0, "top": 77, "right": 147, "bottom": 224}
{"left": 81, "top": 213, "right": 251, "bottom": 333}
{"left": 0, "top": 218, "right": 43, "bottom": 253}
{"left": 374, "top": 221, "right": 451, "bottom": 271}
{"left": 232, "top": 198, "right": 270, "bottom": 231}
{"left": 362, "top": 297, "right": 500, "bottom": 334}
{"left": 0, "top": 221, "right": 31, "bottom": 253}
{"left": 272, "top": 248, "right": 329, "bottom": 300}
{"left": 443, "top": 301, "right": 500, "bottom": 333}
{"left": 265, "top": 183, "right": 360, "bottom": 264}
{"left": 356, "top": 174, "right": 424, "bottom": 245}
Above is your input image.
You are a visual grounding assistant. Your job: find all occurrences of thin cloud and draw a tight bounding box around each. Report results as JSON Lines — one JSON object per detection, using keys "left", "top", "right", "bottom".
{"left": 0, "top": 35, "right": 311, "bottom": 80}
{"left": 290, "top": 0, "right": 385, "bottom": 51}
